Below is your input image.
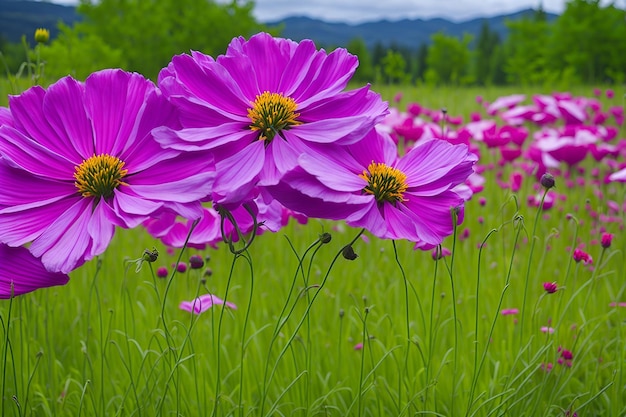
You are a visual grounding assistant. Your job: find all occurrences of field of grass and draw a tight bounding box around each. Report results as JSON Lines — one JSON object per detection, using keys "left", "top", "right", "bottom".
{"left": 1, "top": 80, "right": 625, "bottom": 416}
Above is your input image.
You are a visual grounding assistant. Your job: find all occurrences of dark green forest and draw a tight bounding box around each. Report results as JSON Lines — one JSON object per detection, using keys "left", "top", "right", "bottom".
{"left": 1, "top": 0, "right": 624, "bottom": 86}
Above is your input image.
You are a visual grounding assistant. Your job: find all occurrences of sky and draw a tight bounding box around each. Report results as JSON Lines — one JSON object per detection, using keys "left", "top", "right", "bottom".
{"left": 51, "top": 0, "right": 621, "bottom": 23}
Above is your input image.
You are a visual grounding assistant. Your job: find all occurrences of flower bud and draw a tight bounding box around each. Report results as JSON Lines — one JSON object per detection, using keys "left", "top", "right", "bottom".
{"left": 142, "top": 248, "right": 158, "bottom": 263}
{"left": 34, "top": 28, "right": 50, "bottom": 44}
{"left": 540, "top": 173, "right": 555, "bottom": 189}
{"left": 189, "top": 254, "right": 204, "bottom": 269}
{"left": 601, "top": 232, "right": 613, "bottom": 249}
{"left": 176, "top": 262, "right": 187, "bottom": 273}
{"left": 319, "top": 232, "right": 332, "bottom": 244}
{"left": 341, "top": 245, "right": 358, "bottom": 260}
{"left": 543, "top": 282, "right": 558, "bottom": 294}
{"left": 156, "top": 266, "right": 168, "bottom": 278}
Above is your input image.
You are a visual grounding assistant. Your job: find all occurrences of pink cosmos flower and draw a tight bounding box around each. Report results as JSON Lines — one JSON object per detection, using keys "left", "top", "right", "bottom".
{"left": 0, "top": 244, "right": 69, "bottom": 298}
{"left": 0, "top": 70, "right": 215, "bottom": 273}
{"left": 486, "top": 94, "right": 526, "bottom": 115}
{"left": 155, "top": 32, "right": 388, "bottom": 206}
{"left": 270, "top": 129, "right": 477, "bottom": 248}
{"left": 180, "top": 293, "right": 237, "bottom": 314}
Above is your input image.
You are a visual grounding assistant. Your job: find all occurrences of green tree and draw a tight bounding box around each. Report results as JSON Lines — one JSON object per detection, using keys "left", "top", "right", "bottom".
{"left": 425, "top": 32, "right": 472, "bottom": 85}
{"left": 547, "top": 0, "right": 626, "bottom": 83}
{"left": 503, "top": 12, "right": 550, "bottom": 85}
{"left": 381, "top": 49, "right": 407, "bottom": 84}
{"left": 473, "top": 20, "right": 501, "bottom": 85}
{"left": 414, "top": 43, "right": 429, "bottom": 83}
{"left": 346, "top": 37, "right": 374, "bottom": 83}
{"left": 40, "top": 23, "right": 127, "bottom": 81}
{"left": 43, "top": 0, "right": 266, "bottom": 80}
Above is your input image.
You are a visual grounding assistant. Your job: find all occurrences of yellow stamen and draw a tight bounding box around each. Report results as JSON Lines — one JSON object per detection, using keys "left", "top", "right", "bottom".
{"left": 74, "top": 154, "right": 128, "bottom": 198}
{"left": 358, "top": 162, "right": 408, "bottom": 204}
{"left": 247, "top": 91, "right": 301, "bottom": 141}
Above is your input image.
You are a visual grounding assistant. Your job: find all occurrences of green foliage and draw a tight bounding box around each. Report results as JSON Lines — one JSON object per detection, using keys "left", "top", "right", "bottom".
{"left": 546, "top": 0, "right": 626, "bottom": 83}
{"left": 40, "top": 23, "right": 127, "bottom": 81}
{"left": 44, "top": 0, "right": 267, "bottom": 80}
{"left": 425, "top": 32, "right": 472, "bottom": 85}
{"left": 381, "top": 49, "right": 408, "bottom": 84}
{"left": 503, "top": 13, "right": 550, "bottom": 85}
{"left": 473, "top": 21, "right": 502, "bottom": 86}
{"left": 346, "top": 37, "right": 375, "bottom": 83}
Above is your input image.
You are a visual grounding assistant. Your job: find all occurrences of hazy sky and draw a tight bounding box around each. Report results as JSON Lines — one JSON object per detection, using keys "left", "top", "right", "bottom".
{"left": 52, "top": 0, "right": 621, "bottom": 23}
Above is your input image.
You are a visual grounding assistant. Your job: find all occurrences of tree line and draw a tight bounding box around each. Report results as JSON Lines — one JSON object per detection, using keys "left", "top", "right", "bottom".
{"left": 0, "top": 0, "right": 624, "bottom": 86}
{"left": 348, "top": 0, "right": 626, "bottom": 86}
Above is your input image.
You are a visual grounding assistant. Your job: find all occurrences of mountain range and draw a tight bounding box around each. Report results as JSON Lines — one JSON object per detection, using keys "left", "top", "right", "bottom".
{"left": 0, "top": 0, "right": 556, "bottom": 49}
{"left": 268, "top": 9, "right": 556, "bottom": 49}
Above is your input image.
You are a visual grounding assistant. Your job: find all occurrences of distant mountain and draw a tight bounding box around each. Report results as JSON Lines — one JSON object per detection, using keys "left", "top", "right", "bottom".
{"left": 266, "top": 9, "right": 558, "bottom": 49}
{"left": 0, "top": 0, "right": 556, "bottom": 50}
{"left": 0, "top": 0, "right": 81, "bottom": 43}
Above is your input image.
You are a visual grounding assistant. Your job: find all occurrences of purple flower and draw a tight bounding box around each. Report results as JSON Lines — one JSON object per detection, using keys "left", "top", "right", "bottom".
{"left": 175, "top": 262, "right": 187, "bottom": 273}
{"left": 154, "top": 32, "right": 388, "bottom": 206}
{"left": 180, "top": 293, "right": 237, "bottom": 314}
{"left": 156, "top": 266, "right": 169, "bottom": 278}
{"left": 270, "top": 129, "right": 477, "bottom": 248}
{"left": 0, "top": 70, "right": 215, "bottom": 273}
{"left": 501, "top": 308, "right": 519, "bottom": 316}
{"left": 0, "top": 244, "right": 69, "bottom": 298}
{"left": 189, "top": 255, "right": 204, "bottom": 269}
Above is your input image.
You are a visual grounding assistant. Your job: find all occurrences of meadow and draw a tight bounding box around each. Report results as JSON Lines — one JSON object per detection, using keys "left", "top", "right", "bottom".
{"left": 1, "top": 75, "right": 625, "bottom": 417}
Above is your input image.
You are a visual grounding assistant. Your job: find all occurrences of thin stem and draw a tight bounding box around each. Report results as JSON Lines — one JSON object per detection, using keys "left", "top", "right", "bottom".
{"left": 357, "top": 307, "right": 370, "bottom": 417}
{"left": 519, "top": 187, "right": 549, "bottom": 337}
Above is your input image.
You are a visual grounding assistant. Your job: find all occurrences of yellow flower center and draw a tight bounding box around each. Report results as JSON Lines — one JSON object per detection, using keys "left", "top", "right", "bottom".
{"left": 359, "top": 162, "right": 408, "bottom": 204}
{"left": 74, "top": 154, "right": 128, "bottom": 198}
{"left": 247, "top": 91, "right": 301, "bottom": 142}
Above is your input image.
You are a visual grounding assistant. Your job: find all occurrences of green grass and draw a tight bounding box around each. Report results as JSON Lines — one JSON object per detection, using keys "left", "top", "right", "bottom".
{"left": 1, "top": 83, "right": 625, "bottom": 416}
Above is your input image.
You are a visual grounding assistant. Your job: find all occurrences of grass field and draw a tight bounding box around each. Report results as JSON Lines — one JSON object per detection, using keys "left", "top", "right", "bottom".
{"left": 1, "top": 79, "right": 625, "bottom": 416}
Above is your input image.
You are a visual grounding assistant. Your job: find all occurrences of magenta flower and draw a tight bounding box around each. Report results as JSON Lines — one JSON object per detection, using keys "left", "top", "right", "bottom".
{"left": 600, "top": 232, "right": 613, "bottom": 249}
{"left": 155, "top": 32, "right": 388, "bottom": 206}
{"left": 557, "top": 346, "right": 574, "bottom": 367}
{"left": 270, "top": 129, "right": 477, "bottom": 248}
{"left": 0, "top": 70, "right": 215, "bottom": 273}
{"left": 543, "top": 282, "right": 558, "bottom": 294}
{"left": 180, "top": 293, "right": 237, "bottom": 314}
{"left": 501, "top": 308, "right": 519, "bottom": 316}
{"left": 572, "top": 248, "right": 593, "bottom": 264}
{"left": 432, "top": 247, "right": 452, "bottom": 260}
{"left": 0, "top": 244, "right": 69, "bottom": 298}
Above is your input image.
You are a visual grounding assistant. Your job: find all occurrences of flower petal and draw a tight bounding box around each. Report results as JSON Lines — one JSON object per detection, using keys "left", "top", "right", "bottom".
{"left": 0, "top": 245, "right": 69, "bottom": 298}
{"left": 29, "top": 198, "right": 95, "bottom": 273}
